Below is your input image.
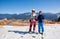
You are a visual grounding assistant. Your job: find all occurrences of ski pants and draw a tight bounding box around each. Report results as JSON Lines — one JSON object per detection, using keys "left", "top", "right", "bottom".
{"left": 38, "top": 22, "right": 44, "bottom": 33}
{"left": 29, "top": 21, "right": 36, "bottom": 32}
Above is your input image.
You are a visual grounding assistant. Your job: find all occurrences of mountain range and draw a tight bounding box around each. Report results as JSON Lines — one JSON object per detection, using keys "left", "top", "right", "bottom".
{"left": 0, "top": 12, "right": 60, "bottom": 21}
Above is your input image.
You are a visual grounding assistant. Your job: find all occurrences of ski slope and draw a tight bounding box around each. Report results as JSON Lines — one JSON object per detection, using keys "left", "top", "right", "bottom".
{"left": 0, "top": 24, "right": 60, "bottom": 39}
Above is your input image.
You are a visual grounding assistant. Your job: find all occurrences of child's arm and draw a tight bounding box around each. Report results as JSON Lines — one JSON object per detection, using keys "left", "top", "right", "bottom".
{"left": 34, "top": 13, "right": 37, "bottom": 21}
{"left": 42, "top": 15, "right": 44, "bottom": 20}
{"left": 42, "top": 15, "right": 45, "bottom": 22}
{"left": 37, "top": 15, "right": 39, "bottom": 21}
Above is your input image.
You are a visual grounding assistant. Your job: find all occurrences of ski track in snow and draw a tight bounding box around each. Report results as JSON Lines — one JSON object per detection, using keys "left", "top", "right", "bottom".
{"left": 0, "top": 24, "right": 60, "bottom": 39}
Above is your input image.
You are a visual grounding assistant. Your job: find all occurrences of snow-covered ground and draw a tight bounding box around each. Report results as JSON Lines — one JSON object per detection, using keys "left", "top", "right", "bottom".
{"left": 0, "top": 24, "right": 60, "bottom": 39}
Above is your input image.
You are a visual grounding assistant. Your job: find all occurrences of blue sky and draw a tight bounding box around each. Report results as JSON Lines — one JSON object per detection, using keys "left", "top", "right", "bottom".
{"left": 0, "top": 0, "right": 60, "bottom": 14}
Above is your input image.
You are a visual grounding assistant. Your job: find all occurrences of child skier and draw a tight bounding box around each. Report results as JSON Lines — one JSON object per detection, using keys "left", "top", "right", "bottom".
{"left": 29, "top": 9, "right": 37, "bottom": 33}
{"left": 37, "top": 10, "right": 44, "bottom": 35}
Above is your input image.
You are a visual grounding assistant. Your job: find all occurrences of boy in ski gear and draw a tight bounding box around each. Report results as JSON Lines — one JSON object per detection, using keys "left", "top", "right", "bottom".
{"left": 29, "top": 9, "right": 37, "bottom": 33}
{"left": 37, "top": 10, "right": 44, "bottom": 34}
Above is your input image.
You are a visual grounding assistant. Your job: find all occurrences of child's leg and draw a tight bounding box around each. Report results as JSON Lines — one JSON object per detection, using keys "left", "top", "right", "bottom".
{"left": 33, "top": 21, "right": 36, "bottom": 32}
{"left": 29, "top": 22, "right": 32, "bottom": 32}
{"left": 41, "top": 23, "right": 44, "bottom": 33}
{"left": 33, "top": 24, "right": 36, "bottom": 32}
{"left": 38, "top": 22, "right": 41, "bottom": 33}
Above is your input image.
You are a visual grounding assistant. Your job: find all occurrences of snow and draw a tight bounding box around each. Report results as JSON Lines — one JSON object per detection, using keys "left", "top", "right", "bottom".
{"left": 0, "top": 24, "right": 60, "bottom": 39}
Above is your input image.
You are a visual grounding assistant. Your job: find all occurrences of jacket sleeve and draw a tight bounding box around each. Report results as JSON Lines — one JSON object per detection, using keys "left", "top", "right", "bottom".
{"left": 34, "top": 14, "right": 37, "bottom": 21}
{"left": 37, "top": 15, "right": 39, "bottom": 21}
{"left": 42, "top": 15, "right": 44, "bottom": 20}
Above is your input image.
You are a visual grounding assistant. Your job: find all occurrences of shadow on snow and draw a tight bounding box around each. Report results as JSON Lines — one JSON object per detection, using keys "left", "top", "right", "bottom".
{"left": 8, "top": 30, "right": 29, "bottom": 35}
